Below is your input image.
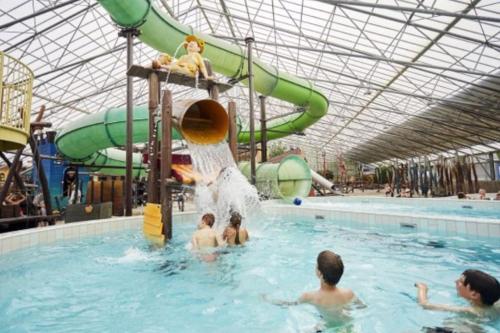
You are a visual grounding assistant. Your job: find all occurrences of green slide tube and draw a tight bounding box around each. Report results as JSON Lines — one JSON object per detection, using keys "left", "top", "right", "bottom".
{"left": 239, "top": 155, "right": 312, "bottom": 200}
{"left": 56, "top": 0, "right": 328, "bottom": 174}
{"left": 55, "top": 105, "right": 182, "bottom": 177}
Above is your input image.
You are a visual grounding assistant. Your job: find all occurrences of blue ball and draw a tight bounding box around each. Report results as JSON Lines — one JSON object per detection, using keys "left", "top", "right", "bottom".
{"left": 293, "top": 197, "right": 302, "bottom": 206}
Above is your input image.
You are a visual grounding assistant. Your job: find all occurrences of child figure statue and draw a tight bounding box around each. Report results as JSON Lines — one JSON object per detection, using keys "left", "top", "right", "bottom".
{"left": 153, "top": 35, "right": 213, "bottom": 80}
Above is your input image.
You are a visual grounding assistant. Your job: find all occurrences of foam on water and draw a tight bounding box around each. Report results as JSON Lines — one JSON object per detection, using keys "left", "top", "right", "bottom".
{"left": 98, "top": 247, "right": 161, "bottom": 264}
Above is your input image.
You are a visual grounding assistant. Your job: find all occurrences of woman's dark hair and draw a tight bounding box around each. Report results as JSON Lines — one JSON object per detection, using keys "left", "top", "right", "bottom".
{"left": 202, "top": 213, "right": 215, "bottom": 228}
{"left": 229, "top": 211, "right": 242, "bottom": 245}
{"left": 317, "top": 250, "right": 344, "bottom": 286}
{"left": 462, "top": 269, "right": 500, "bottom": 306}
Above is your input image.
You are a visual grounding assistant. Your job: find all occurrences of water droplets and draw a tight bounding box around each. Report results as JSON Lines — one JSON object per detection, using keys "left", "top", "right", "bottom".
{"left": 188, "top": 141, "right": 260, "bottom": 230}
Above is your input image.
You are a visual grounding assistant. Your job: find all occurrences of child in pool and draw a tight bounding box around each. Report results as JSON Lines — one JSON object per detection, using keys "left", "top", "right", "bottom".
{"left": 267, "top": 250, "right": 360, "bottom": 323}
{"left": 222, "top": 211, "right": 249, "bottom": 246}
{"left": 191, "top": 213, "right": 220, "bottom": 250}
{"left": 415, "top": 269, "right": 500, "bottom": 315}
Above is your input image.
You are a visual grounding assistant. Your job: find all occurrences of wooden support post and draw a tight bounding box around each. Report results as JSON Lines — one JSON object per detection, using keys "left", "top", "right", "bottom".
{"left": 259, "top": 95, "right": 267, "bottom": 162}
{"left": 28, "top": 135, "right": 53, "bottom": 219}
{"left": 161, "top": 90, "right": 173, "bottom": 240}
{"left": 125, "top": 32, "right": 134, "bottom": 216}
{"left": 228, "top": 100, "right": 238, "bottom": 162}
{"left": 0, "top": 152, "right": 29, "bottom": 200}
{"left": 245, "top": 36, "right": 256, "bottom": 185}
{"left": 489, "top": 152, "right": 495, "bottom": 181}
{"left": 205, "top": 61, "right": 219, "bottom": 100}
{"left": 147, "top": 72, "right": 160, "bottom": 204}
{"left": 0, "top": 148, "right": 23, "bottom": 206}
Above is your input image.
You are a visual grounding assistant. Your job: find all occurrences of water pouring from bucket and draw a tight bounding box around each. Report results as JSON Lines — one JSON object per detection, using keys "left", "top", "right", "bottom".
{"left": 173, "top": 99, "right": 260, "bottom": 229}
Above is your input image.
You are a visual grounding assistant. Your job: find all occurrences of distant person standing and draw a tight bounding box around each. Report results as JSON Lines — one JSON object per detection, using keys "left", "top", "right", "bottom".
{"left": 177, "top": 191, "right": 185, "bottom": 212}
{"left": 478, "top": 189, "right": 489, "bottom": 200}
{"left": 33, "top": 191, "right": 46, "bottom": 216}
{"left": 384, "top": 183, "right": 392, "bottom": 197}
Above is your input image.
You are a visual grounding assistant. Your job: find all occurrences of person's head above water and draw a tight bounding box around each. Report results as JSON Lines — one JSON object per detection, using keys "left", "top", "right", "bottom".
{"left": 201, "top": 213, "right": 215, "bottom": 228}
{"left": 229, "top": 210, "right": 242, "bottom": 227}
{"left": 457, "top": 269, "right": 500, "bottom": 306}
{"left": 317, "top": 250, "right": 344, "bottom": 286}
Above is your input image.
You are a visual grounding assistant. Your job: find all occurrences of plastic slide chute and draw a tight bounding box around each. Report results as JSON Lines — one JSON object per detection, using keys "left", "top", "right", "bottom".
{"left": 239, "top": 155, "right": 312, "bottom": 201}
{"left": 57, "top": 0, "right": 329, "bottom": 194}
{"left": 97, "top": 0, "right": 329, "bottom": 140}
{"left": 55, "top": 99, "right": 228, "bottom": 174}
{"left": 311, "top": 169, "right": 335, "bottom": 191}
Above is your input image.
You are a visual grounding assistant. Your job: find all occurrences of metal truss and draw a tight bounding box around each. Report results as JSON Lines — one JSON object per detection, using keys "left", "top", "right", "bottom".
{"left": 1, "top": 0, "right": 499, "bottom": 165}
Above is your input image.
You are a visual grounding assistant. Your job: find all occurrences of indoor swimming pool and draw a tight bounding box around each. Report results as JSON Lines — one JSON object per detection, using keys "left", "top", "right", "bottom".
{"left": 302, "top": 196, "right": 500, "bottom": 220}
{"left": 1, "top": 212, "right": 498, "bottom": 333}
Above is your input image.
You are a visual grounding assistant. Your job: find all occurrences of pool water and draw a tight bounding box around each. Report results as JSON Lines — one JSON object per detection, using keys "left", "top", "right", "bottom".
{"left": 302, "top": 197, "right": 500, "bottom": 219}
{"left": 0, "top": 215, "right": 499, "bottom": 333}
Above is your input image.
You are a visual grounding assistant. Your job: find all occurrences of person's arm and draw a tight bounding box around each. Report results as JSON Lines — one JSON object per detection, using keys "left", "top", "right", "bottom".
{"left": 222, "top": 228, "right": 229, "bottom": 242}
{"left": 215, "top": 233, "right": 225, "bottom": 247}
{"left": 262, "top": 292, "right": 311, "bottom": 307}
{"left": 191, "top": 235, "right": 199, "bottom": 250}
{"left": 415, "top": 283, "right": 475, "bottom": 314}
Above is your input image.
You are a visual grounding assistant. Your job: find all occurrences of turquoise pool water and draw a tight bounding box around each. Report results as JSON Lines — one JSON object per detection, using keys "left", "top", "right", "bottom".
{"left": 0, "top": 215, "right": 499, "bottom": 332}
{"left": 303, "top": 197, "right": 500, "bottom": 219}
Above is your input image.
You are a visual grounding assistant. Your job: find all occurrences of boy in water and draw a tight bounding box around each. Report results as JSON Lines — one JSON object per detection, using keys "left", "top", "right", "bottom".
{"left": 415, "top": 269, "right": 500, "bottom": 315}
{"left": 268, "top": 250, "right": 358, "bottom": 321}
{"left": 299, "top": 251, "right": 356, "bottom": 314}
{"left": 191, "top": 213, "right": 219, "bottom": 250}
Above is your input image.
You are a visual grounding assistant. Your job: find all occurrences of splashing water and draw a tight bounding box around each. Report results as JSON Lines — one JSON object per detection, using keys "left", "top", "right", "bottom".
{"left": 189, "top": 142, "right": 236, "bottom": 179}
{"left": 212, "top": 166, "right": 260, "bottom": 231}
{"left": 188, "top": 141, "right": 260, "bottom": 230}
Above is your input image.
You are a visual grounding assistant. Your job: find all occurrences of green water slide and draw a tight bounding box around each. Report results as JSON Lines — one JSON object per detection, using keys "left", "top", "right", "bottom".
{"left": 55, "top": 0, "right": 328, "bottom": 175}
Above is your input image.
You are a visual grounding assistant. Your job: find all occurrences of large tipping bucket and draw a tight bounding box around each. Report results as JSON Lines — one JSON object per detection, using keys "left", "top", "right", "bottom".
{"left": 239, "top": 155, "right": 312, "bottom": 200}
{"left": 172, "top": 99, "right": 228, "bottom": 144}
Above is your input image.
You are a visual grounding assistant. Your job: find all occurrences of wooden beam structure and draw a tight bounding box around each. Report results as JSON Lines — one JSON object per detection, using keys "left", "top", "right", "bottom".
{"left": 228, "top": 100, "right": 238, "bottom": 162}
{"left": 161, "top": 90, "right": 173, "bottom": 240}
{"left": 147, "top": 72, "right": 160, "bottom": 204}
{"left": 127, "top": 65, "right": 232, "bottom": 92}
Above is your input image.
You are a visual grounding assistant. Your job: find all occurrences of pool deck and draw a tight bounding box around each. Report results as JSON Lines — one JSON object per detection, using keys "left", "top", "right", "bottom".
{"left": 1, "top": 193, "right": 498, "bottom": 256}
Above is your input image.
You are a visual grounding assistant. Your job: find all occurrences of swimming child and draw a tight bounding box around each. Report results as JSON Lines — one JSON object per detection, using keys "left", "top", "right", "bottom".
{"left": 191, "top": 213, "right": 219, "bottom": 250}
{"left": 222, "top": 211, "right": 249, "bottom": 246}
{"left": 415, "top": 269, "right": 500, "bottom": 315}
{"left": 266, "top": 250, "right": 359, "bottom": 324}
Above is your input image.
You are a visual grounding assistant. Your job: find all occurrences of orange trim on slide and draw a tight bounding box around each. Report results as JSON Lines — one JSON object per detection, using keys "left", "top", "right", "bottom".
{"left": 172, "top": 164, "right": 197, "bottom": 184}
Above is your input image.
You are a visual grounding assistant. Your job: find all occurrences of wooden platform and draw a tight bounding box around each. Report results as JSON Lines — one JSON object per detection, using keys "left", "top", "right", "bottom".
{"left": 127, "top": 65, "right": 233, "bottom": 93}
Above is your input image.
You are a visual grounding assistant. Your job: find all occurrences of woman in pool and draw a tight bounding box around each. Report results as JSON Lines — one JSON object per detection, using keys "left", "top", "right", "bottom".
{"left": 222, "top": 211, "right": 249, "bottom": 246}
